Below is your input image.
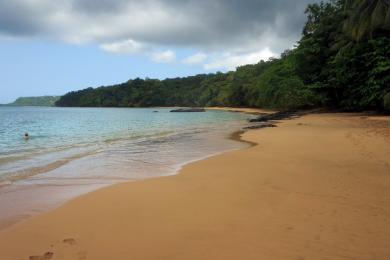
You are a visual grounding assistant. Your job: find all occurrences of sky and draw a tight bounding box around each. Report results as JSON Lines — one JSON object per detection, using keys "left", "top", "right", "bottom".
{"left": 0, "top": 0, "right": 319, "bottom": 103}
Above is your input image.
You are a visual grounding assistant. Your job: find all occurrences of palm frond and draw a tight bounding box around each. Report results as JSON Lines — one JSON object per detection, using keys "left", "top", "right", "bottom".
{"left": 344, "top": 0, "right": 390, "bottom": 41}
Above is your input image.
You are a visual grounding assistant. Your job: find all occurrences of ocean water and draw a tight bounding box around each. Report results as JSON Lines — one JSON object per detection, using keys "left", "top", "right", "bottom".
{"left": 0, "top": 106, "right": 251, "bottom": 226}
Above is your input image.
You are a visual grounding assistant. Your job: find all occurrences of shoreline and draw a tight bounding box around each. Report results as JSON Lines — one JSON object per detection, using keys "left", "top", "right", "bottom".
{"left": 1, "top": 111, "right": 390, "bottom": 259}
{"left": 0, "top": 134, "right": 248, "bottom": 232}
{"left": 206, "top": 106, "right": 276, "bottom": 115}
{"left": 0, "top": 108, "right": 258, "bottom": 232}
{"left": 0, "top": 144, "right": 247, "bottom": 232}
{"left": 0, "top": 109, "right": 254, "bottom": 231}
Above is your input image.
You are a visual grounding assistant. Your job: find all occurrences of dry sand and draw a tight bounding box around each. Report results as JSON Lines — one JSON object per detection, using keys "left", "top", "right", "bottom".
{"left": 1, "top": 113, "right": 390, "bottom": 260}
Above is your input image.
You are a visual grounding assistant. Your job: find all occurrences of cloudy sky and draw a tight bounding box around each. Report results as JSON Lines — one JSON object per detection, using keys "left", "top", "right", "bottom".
{"left": 0, "top": 0, "right": 318, "bottom": 103}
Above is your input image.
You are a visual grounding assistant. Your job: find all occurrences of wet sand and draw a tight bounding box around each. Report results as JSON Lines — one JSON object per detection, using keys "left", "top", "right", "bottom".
{"left": 0, "top": 112, "right": 390, "bottom": 259}
{"left": 0, "top": 116, "right": 248, "bottom": 232}
{"left": 207, "top": 106, "right": 276, "bottom": 115}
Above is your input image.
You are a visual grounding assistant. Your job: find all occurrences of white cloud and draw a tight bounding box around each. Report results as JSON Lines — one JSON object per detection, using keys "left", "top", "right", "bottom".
{"left": 204, "top": 48, "right": 276, "bottom": 71}
{"left": 0, "top": 0, "right": 320, "bottom": 73}
{"left": 150, "top": 50, "right": 176, "bottom": 63}
{"left": 182, "top": 52, "right": 207, "bottom": 65}
{"left": 99, "top": 39, "right": 145, "bottom": 54}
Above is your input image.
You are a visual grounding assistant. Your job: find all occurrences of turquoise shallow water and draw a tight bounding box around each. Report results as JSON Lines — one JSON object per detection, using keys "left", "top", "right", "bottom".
{"left": 0, "top": 107, "right": 250, "bottom": 184}
{"left": 0, "top": 107, "right": 251, "bottom": 226}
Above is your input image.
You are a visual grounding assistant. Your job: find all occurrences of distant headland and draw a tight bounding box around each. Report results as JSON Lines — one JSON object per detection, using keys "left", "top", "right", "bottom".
{"left": 1, "top": 96, "right": 60, "bottom": 107}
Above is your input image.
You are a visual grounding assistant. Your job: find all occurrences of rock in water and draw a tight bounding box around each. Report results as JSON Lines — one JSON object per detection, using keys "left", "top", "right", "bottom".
{"left": 170, "top": 108, "right": 205, "bottom": 112}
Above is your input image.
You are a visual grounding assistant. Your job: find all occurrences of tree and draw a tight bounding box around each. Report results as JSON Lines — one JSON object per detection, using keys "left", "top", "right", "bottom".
{"left": 344, "top": 0, "right": 390, "bottom": 41}
{"left": 56, "top": 0, "right": 390, "bottom": 112}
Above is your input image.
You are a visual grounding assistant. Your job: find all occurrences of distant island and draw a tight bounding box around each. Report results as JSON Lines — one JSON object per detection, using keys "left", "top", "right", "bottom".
{"left": 4, "top": 96, "right": 60, "bottom": 107}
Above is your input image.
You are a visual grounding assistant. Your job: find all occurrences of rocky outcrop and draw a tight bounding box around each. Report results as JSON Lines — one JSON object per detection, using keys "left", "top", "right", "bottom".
{"left": 170, "top": 108, "right": 205, "bottom": 112}
{"left": 244, "top": 123, "right": 277, "bottom": 129}
{"left": 249, "top": 111, "right": 298, "bottom": 122}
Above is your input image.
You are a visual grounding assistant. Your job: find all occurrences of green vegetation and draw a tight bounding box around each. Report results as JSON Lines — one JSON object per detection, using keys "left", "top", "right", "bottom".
{"left": 56, "top": 0, "right": 390, "bottom": 111}
{"left": 7, "top": 96, "right": 60, "bottom": 106}
{"left": 384, "top": 93, "right": 390, "bottom": 111}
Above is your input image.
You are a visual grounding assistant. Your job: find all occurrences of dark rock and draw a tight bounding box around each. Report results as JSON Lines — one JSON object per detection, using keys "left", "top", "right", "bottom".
{"left": 249, "top": 111, "right": 297, "bottom": 122}
{"left": 244, "top": 123, "right": 277, "bottom": 129}
{"left": 170, "top": 108, "right": 205, "bottom": 112}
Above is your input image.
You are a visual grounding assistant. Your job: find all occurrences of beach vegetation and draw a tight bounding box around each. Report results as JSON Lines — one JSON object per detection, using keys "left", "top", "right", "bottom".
{"left": 384, "top": 93, "right": 390, "bottom": 111}
{"left": 7, "top": 96, "right": 60, "bottom": 106}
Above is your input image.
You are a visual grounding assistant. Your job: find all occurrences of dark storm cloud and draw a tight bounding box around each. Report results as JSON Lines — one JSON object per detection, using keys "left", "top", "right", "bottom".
{"left": 0, "top": 1, "right": 44, "bottom": 36}
{"left": 0, "top": 0, "right": 320, "bottom": 69}
{"left": 72, "top": 0, "right": 129, "bottom": 14}
{"left": 0, "top": 0, "right": 317, "bottom": 47}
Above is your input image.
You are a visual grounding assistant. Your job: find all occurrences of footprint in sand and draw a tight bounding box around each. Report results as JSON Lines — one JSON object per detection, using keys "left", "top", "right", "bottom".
{"left": 29, "top": 251, "right": 54, "bottom": 260}
{"left": 78, "top": 251, "right": 87, "bottom": 260}
{"left": 63, "top": 238, "right": 77, "bottom": 245}
{"left": 29, "top": 238, "right": 83, "bottom": 260}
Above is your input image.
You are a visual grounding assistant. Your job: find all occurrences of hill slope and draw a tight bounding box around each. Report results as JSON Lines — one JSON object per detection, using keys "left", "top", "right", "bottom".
{"left": 7, "top": 96, "right": 60, "bottom": 107}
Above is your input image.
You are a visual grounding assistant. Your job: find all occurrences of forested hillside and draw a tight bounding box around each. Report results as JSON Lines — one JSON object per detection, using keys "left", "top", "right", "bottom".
{"left": 56, "top": 0, "right": 390, "bottom": 111}
{"left": 7, "top": 96, "right": 60, "bottom": 106}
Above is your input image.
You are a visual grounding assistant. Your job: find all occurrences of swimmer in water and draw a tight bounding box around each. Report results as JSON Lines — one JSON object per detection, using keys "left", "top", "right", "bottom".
{"left": 24, "top": 132, "right": 29, "bottom": 140}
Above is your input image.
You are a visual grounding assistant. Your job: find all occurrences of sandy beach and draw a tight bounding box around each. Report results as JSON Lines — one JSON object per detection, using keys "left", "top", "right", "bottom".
{"left": 1, "top": 112, "right": 390, "bottom": 260}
